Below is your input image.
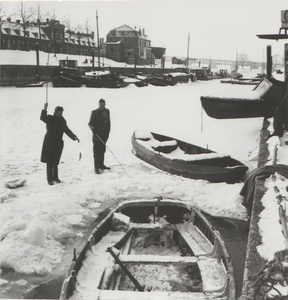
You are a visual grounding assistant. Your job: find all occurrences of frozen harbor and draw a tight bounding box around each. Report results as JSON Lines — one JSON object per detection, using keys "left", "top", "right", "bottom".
{"left": 0, "top": 79, "right": 273, "bottom": 298}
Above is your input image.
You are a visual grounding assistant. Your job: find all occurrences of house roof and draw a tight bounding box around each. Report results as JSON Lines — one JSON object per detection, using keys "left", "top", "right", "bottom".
{"left": 107, "top": 24, "right": 148, "bottom": 40}
{"left": 114, "top": 24, "right": 135, "bottom": 31}
{"left": 1, "top": 20, "right": 49, "bottom": 40}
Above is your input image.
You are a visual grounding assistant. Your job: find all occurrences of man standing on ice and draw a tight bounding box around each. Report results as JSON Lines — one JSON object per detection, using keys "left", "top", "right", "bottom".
{"left": 40, "top": 103, "right": 80, "bottom": 185}
{"left": 88, "top": 99, "right": 111, "bottom": 174}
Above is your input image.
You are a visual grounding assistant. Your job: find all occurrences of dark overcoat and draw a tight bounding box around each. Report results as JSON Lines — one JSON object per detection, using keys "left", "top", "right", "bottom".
{"left": 40, "top": 110, "right": 76, "bottom": 165}
{"left": 88, "top": 108, "right": 111, "bottom": 144}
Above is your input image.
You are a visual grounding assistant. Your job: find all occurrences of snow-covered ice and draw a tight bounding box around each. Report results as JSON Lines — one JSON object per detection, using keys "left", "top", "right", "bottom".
{"left": 1, "top": 58, "right": 288, "bottom": 298}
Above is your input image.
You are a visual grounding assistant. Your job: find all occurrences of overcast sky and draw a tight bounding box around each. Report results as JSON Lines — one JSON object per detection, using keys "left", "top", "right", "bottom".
{"left": 2, "top": 0, "right": 288, "bottom": 62}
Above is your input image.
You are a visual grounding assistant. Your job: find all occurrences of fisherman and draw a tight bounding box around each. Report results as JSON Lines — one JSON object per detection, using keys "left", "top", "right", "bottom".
{"left": 88, "top": 99, "right": 111, "bottom": 174}
{"left": 40, "top": 103, "right": 80, "bottom": 185}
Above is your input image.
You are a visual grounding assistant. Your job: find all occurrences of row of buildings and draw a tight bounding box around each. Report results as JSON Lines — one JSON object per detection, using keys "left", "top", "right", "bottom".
{"left": 0, "top": 18, "right": 165, "bottom": 65}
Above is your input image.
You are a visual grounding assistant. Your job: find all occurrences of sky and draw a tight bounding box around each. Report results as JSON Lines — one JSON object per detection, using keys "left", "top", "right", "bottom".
{"left": 1, "top": 49, "right": 288, "bottom": 298}
{"left": 2, "top": 0, "right": 288, "bottom": 62}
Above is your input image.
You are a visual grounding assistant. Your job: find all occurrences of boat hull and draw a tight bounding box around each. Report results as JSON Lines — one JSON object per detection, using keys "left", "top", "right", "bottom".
{"left": 131, "top": 131, "right": 248, "bottom": 183}
{"left": 201, "top": 77, "right": 284, "bottom": 119}
{"left": 145, "top": 77, "right": 177, "bottom": 86}
{"left": 52, "top": 66, "right": 84, "bottom": 87}
{"left": 15, "top": 81, "right": 45, "bottom": 87}
{"left": 200, "top": 96, "right": 281, "bottom": 119}
{"left": 60, "top": 199, "right": 236, "bottom": 300}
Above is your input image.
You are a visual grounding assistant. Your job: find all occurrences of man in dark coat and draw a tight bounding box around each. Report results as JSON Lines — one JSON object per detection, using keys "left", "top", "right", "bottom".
{"left": 40, "top": 103, "right": 79, "bottom": 185}
{"left": 88, "top": 99, "right": 111, "bottom": 174}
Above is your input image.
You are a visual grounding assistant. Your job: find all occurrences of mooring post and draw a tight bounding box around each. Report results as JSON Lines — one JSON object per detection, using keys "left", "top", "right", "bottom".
{"left": 267, "top": 45, "right": 272, "bottom": 78}
{"left": 36, "top": 43, "right": 40, "bottom": 80}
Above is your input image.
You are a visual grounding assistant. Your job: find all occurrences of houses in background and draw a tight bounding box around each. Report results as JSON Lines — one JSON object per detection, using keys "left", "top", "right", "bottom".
{"left": 0, "top": 18, "right": 164, "bottom": 65}
{"left": 1, "top": 18, "right": 97, "bottom": 56}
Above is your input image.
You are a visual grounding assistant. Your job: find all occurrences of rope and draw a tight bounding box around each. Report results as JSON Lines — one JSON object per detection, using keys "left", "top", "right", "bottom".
{"left": 95, "top": 134, "right": 136, "bottom": 185}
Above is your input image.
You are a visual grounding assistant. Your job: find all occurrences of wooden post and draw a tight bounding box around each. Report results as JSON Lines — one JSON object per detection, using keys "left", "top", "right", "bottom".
{"left": 267, "top": 45, "right": 272, "bottom": 78}
{"left": 36, "top": 43, "right": 40, "bottom": 80}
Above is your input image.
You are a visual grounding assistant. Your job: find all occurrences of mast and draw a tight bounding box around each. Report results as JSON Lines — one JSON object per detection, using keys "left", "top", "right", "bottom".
{"left": 236, "top": 49, "right": 238, "bottom": 71}
{"left": 96, "top": 10, "right": 101, "bottom": 70}
{"left": 186, "top": 32, "right": 190, "bottom": 68}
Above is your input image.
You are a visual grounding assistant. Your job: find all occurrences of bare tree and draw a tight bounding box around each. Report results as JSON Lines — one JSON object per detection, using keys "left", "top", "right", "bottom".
{"left": 0, "top": 2, "right": 9, "bottom": 31}
{"left": 238, "top": 52, "right": 249, "bottom": 68}
{"left": 63, "top": 14, "right": 72, "bottom": 42}
{"left": 15, "top": 2, "right": 33, "bottom": 50}
{"left": 32, "top": 2, "right": 47, "bottom": 50}
{"left": 47, "top": 8, "right": 59, "bottom": 53}
{"left": 63, "top": 14, "right": 74, "bottom": 54}
{"left": 84, "top": 18, "right": 92, "bottom": 45}
{"left": 272, "top": 54, "right": 283, "bottom": 72}
{"left": 75, "top": 23, "right": 82, "bottom": 54}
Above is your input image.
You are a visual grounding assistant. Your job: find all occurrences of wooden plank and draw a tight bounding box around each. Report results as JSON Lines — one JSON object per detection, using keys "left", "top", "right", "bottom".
{"left": 95, "top": 290, "right": 209, "bottom": 299}
{"left": 176, "top": 223, "right": 213, "bottom": 256}
{"left": 119, "top": 254, "right": 198, "bottom": 264}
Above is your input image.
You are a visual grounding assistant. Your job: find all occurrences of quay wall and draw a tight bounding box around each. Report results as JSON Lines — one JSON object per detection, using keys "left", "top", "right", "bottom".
{"left": 0, "top": 64, "right": 176, "bottom": 85}
{"left": 240, "top": 118, "right": 272, "bottom": 299}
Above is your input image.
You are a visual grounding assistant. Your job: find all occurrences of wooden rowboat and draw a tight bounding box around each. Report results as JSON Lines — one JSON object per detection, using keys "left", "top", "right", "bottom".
{"left": 60, "top": 198, "right": 236, "bottom": 300}
{"left": 131, "top": 131, "right": 248, "bottom": 183}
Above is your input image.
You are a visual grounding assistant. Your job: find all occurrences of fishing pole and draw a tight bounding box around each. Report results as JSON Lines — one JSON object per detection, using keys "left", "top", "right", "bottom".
{"left": 95, "top": 134, "right": 136, "bottom": 185}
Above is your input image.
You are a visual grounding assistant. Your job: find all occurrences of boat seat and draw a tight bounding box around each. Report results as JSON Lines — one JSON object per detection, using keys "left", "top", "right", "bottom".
{"left": 118, "top": 254, "right": 199, "bottom": 264}
{"left": 176, "top": 223, "right": 213, "bottom": 256}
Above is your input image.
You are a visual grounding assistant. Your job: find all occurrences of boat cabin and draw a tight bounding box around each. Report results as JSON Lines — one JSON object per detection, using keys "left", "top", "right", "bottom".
{"left": 59, "top": 60, "right": 78, "bottom": 69}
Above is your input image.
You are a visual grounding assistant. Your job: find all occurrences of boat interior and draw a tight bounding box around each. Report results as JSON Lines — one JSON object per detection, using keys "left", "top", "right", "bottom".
{"left": 63, "top": 200, "right": 234, "bottom": 300}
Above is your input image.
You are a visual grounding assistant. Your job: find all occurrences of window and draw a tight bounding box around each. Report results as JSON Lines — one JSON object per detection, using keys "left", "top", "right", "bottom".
{"left": 24, "top": 31, "right": 29, "bottom": 37}
{"left": 124, "top": 49, "right": 134, "bottom": 57}
{"left": 110, "top": 47, "right": 113, "bottom": 53}
{"left": 4, "top": 28, "right": 11, "bottom": 34}
{"left": 7, "top": 39, "right": 10, "bottom": 49}
{"left": 33, "top": 32, "right": 38, "bottom": 38}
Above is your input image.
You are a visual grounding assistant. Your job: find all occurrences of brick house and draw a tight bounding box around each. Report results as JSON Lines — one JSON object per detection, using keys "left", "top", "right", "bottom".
{"left": 106, "top": 24, "right": 160, "bottom": 65}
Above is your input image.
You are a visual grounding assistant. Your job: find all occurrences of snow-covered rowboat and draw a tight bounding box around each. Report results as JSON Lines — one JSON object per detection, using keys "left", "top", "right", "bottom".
{"left": 59, "top": 198, "right": 236, "bottom": 300}
{"left": 131, "top": 130, "right": 248, "bottom": 183}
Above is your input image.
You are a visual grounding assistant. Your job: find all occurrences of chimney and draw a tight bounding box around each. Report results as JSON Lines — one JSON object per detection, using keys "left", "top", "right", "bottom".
{"left": 143, "top": 28, "right": 145, "bottom": 35}
{"left": 46, "top": 18, "right": 49, "bottom": 23}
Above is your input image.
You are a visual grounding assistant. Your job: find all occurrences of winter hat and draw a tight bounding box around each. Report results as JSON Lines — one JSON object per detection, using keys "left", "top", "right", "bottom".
{"left": 54, "top": 106, "right": 64, "bottom": 112}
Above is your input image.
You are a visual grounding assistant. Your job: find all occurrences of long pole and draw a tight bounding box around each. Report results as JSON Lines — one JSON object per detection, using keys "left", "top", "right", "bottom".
{"left": 96, "top": 10, "right": 101, "bottom": 70}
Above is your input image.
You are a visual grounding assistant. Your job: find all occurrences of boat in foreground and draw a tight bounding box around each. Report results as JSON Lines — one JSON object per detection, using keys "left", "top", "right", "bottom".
{"left": 131, "top": 130, "right": 248, "bottom": 183}
{"left": 200, "top": 77, "right": 284, "bottom": 119}
{"left": 60, "top": 198, "right": 235, "bottom": 300}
